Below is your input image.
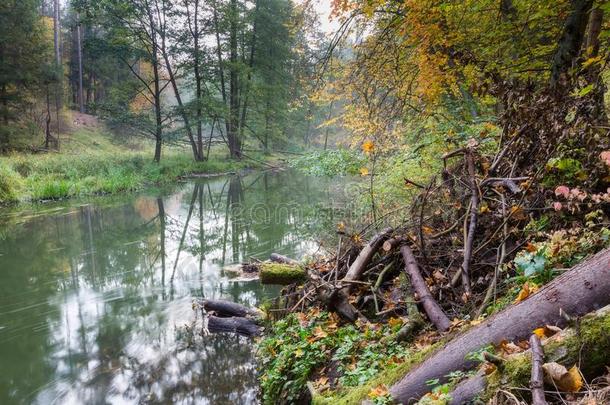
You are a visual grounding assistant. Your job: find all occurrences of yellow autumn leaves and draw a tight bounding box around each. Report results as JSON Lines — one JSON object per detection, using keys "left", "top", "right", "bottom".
{"left": 359, "top": 140, "right": 375, "bottom": 176}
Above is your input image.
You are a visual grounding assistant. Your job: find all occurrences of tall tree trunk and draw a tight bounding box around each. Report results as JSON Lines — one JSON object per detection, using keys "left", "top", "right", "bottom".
{"left": 238, "top": 0, "right": 258, "bottom": 144}
{"left": 228, "top": 0, "right": 241, "bottom": 159}
{"left": 148, "top": 5, "right": 163, "bottom": 163}
{"left": 76, "top": 14, "right": 84, "bottom": 113}
{"left": 160, "top": 42, "right": 201, "bottom": 161}
{"left": 550, "top": 0, "right": 594, "bottom": 89}
{"left": 191, "top": 0, "right": 205, "bottom": 160}
{"left": 212, "top": 0, "right": 230, "bottom": 148}
{"left": 53, "top": 0, "right": 62, "bottom": 139}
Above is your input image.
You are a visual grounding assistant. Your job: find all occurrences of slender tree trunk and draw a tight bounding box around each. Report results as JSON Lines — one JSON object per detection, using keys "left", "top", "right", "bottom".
{"left": 53, "top": 0, "right": 62, "bottom": 140}
{"left": 53, "top": 0, "right": 60, "bottom": 67}
{"left": 238, "top": 0, "right": 258, "bottom": 143}
{"left": 76, "top": 14, "right": 84, "bottom": 113}
{"left": 191, "top": 0, "right": 204, "bottom": 160}
{"left": 212, "top": 0, "right": 230, "bottom": 147}
{"left": 148, "top": 6, "right": 163, "bottom": 163}
{"left": 45, "top": 86, "right": 52, "bottom": 149}
{"left": 324, "top": 100, "right": 334, "bottom": 150}
{"left": 228, "top": 0, "right": 241, "bottom": 158}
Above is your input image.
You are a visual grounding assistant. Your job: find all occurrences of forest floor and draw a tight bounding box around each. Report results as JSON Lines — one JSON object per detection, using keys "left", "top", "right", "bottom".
{"left": 255, "top": 139, "right": 610, "bottom": 404}
{"left": 0, "top": 110, "right": 277, "bottom": 205}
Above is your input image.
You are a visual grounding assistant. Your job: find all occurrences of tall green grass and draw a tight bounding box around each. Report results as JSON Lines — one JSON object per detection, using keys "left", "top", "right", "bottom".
{"left": 0, "top": 151, "right": 249, "bottom": 204}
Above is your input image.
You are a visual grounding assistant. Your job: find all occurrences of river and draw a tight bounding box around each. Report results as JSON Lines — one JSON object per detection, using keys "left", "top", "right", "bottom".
{"left": 0, "top": 169, "right": 352, "bottom": 405}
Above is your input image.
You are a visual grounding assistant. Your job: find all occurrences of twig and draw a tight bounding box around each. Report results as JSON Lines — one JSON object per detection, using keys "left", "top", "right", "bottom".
{"left": 529, "top": 334, "right": 548, "bottom": 405}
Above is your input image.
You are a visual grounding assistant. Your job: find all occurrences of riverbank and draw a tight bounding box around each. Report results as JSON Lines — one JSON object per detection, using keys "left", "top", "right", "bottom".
{"left": 0, "top": 125, "right": 276, "bottom": 205}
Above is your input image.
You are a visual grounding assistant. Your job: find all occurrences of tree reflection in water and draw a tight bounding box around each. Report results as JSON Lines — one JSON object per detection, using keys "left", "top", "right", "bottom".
{"left": 0, "top": 170, "right": 352, "bottom": 404}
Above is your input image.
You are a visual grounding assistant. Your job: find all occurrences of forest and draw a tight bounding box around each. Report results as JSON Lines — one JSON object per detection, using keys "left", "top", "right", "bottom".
{"left": 1, "top": 0, "right": 610, "bottom": 405}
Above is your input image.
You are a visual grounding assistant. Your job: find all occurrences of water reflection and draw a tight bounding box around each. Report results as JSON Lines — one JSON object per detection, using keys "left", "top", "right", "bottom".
{"left": 0, "top": 170, "right": 350, "bottom": 404}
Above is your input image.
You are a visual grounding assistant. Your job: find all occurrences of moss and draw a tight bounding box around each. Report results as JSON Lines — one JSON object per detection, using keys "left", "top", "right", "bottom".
{"left": 312, "top": 342, "right": 440, "bottom": 405}
{"left": 483, "top": 307, "right": 610, "bottom": 401}
{"left": 260, "top": 263, "right": 306, "bottom": 285}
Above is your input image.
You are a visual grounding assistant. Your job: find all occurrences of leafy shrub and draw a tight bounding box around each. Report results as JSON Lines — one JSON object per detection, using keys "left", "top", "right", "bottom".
{"left": 258, "top": 310, "right": 410, "bottom": 404}
{"left": 291, "top": 149, "right": 365, "bottom": 176}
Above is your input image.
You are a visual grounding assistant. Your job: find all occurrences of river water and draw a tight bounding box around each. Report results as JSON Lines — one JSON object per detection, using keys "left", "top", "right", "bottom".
{"left": 0, "top": 170, "right": 351, "bottom": 405}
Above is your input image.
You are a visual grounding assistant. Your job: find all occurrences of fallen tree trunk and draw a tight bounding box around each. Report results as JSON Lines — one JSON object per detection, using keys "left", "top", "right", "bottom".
{"left": 200, "top": 298, "right": 262, "bottom": 321}
{"left": 400, "top": 245, "right": 451, "bottom": 332}
{"left": 341, "top": 227, "right": 393, "bottom": 292}
{"left": 390, "top": 247, "right": 610, "bottom": 404}
{"left": 207, "top": 315, "right": 262, "bottom": 337}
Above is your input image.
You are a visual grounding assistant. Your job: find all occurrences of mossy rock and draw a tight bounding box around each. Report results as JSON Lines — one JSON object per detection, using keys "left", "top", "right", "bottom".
{"left": 260, "top": 263, "right": 307, "bottom": 285}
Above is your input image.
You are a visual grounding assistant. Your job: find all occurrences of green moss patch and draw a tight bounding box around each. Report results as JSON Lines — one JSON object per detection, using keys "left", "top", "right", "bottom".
{"left": 260, "top": 263, "right": 307, "bottom": 285}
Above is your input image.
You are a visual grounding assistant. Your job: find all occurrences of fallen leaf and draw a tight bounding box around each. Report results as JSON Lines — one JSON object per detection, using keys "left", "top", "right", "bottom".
{"left": 534, "top": 325, "right": 561, "bottom": 339}
{"left": 368, "top": 384, "right": 388, "bottom": 399}
{"left": 514, "top": 282, "right": 539, "bottom": 303}
{"left": 543, "top": 362, "right": 583, "bottom": 392}
{"left": 510, "top": 205, "right": 528, "bottom": 221}
{"left": 315, "top": 376, "right": 329, "bottom": 387}
{"left": 388, "top": 317, "right": 403, "bottom": 327}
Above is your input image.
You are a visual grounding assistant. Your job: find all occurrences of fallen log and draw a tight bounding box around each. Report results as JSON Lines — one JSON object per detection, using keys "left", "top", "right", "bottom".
{"left": 269, "top": 253, "right": 299, "bottom": 265}
{"left": 260, "top": 262, "right": 307, "bottom": 285}
{"left": 200, "top": 298, "right": 263, "bottom": 321}
{"left": 341, "top": 227, "right": 393, "bottom": 292}
{"left": 318, "top": 285, "right": 366, "bottom": 323}
{"left": 400, "top": 245, "right": 451, "bottom": 332}
{"left": 448, "top": 304, "right": 610, "bottom": 404}
{"left": 389, "top": 247, "right": 610, "bottom": 404}
{"left": 382, "top": 237, "right": 403, "bottom": 252}
{"left": 206, "top": 315, "right": 262, "bottom": 337}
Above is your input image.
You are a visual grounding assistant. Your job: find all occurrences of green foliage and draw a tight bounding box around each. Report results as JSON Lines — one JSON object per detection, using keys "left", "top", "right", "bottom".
{"left": 543, "top": 157, "right": 587, "bottom": 186}
{"left": 290, "top": 149, "right": 365, "bottom": 176}
{"left": 0, "top": 162, "right": 24, "bottom": 203}
{"left": 514, "top": 250, "right": 547, "bottom": 278}
{"left": 258, "top": 310, "right": 412, "bottom": 404}
{"left": 0, "top": 140, "right": 249, "bottom": 205}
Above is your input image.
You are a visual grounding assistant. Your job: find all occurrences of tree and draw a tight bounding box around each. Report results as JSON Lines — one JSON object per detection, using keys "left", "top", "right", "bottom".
{"left": 0, "top": 0, "right": 54, "bottom": 147}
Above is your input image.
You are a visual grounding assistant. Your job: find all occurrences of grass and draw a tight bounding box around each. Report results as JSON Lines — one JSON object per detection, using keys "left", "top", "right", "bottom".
{"left": 0, "top": 126, "right": 264, "bottom": 205}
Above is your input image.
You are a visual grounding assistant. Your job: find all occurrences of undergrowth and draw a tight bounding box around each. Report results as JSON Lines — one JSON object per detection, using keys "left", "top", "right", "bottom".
{"left": 0, "top": 151, "right": 250, "bottom": 204}
{"left": 258, "top": 310, "right": 411, "bottom": 404}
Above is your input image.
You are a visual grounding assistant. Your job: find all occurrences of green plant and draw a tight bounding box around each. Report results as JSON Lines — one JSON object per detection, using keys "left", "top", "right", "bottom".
{"left": 258, "top": 311, "right": 413, "bottom": 404}
{"left": 291, "top": 149, "right": 365, "bottom": 176}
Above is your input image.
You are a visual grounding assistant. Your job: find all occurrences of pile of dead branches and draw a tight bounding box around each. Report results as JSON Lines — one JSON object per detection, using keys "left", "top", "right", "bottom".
{"left": 268, "top": 91, "right": 610, "bottom": 403}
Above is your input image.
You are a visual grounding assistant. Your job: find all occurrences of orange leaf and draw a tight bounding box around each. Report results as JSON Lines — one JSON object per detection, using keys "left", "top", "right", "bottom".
{"left": 368, "top": 384, "right": 388, "bottom": 399}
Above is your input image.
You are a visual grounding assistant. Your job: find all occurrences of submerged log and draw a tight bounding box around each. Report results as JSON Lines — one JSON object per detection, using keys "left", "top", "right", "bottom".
{"left": 260, "top": 262, "right": 307, "bottom": 285}
{"left": 200, "top": 298, "right": 262, "bottom": 321}
{"left": 207, "top": 315, "right": 262, "bottom": 337}
{"left": 389, "top": 248, "right": 610, "bottom": 404}
{"left": 341, "top": 227, "right": 393, "bottom": 292}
